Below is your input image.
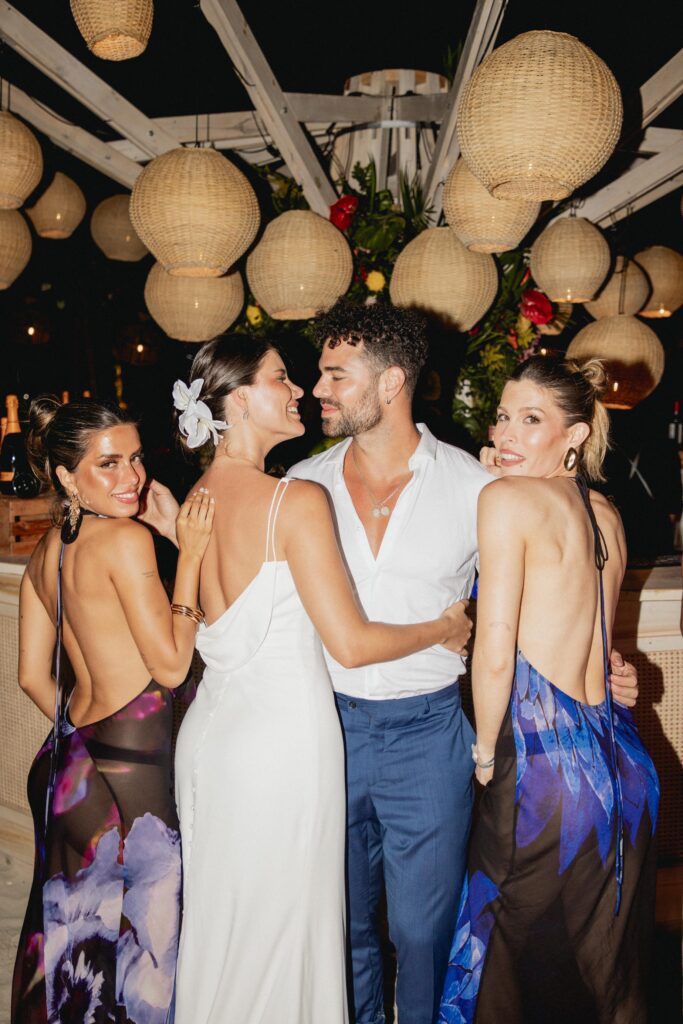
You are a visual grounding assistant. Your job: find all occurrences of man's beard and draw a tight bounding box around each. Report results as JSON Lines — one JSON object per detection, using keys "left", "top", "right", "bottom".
{"left": 321, "top": 383, "right": 383, "bottom": 437}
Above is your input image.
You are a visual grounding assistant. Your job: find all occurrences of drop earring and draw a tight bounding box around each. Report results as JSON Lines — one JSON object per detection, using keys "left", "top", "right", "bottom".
{"left": 564, "top": 447, "right": 578, "bottom": 472}
{"left": 61, "top": 491, "right": 84, "bottom": 544}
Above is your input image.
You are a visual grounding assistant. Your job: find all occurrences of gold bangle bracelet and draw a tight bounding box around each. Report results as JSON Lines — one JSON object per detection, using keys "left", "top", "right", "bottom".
{"left": 171, "top": 603, "right": 205, "bottom": 625}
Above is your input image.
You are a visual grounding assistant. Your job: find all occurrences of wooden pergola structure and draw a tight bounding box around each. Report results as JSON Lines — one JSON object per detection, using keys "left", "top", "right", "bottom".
{"left": 1, "top": 0, "right": 682, "bottom": 229}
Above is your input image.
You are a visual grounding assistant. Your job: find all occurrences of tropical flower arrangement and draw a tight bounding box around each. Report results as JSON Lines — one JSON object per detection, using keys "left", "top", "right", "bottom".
{"left": 236, "top": 160, "right": 567, "bottom": 445}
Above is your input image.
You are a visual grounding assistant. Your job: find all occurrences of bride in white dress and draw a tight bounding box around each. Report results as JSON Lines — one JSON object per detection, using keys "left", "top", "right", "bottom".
{"left": 172, "top": 336, "right": 470, "bottom": 1024}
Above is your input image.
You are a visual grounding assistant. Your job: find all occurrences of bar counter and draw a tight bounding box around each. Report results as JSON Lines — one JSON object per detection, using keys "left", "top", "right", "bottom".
{"left": 1, "top": 558, "right": 681, "bottom": 855}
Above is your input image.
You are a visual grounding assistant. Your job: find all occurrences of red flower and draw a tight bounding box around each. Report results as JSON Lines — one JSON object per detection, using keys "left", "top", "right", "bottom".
{"left": 520, "top": 289, "right": 553, "bottom": 325}
{"left": 330, "top": 194, "right": 359, "bottom": 232}
{"left": 468, "top": 326, "right": 480, "bottom": 337}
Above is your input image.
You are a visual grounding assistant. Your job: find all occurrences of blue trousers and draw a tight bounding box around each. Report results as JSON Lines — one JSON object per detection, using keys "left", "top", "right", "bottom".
{"left": 335, "top": 683, "right": 475, "bottom": 1024}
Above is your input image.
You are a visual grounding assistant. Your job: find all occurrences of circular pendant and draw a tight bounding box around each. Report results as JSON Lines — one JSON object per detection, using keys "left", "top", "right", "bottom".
{"left": 380, "top": 506, "right": 390, "bottom": 517}
{"left": 372, "top": 507, "right": 382, "bottom": 518}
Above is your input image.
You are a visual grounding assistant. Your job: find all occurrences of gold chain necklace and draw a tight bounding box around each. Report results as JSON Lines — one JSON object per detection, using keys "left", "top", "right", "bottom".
{"left": 351, "top": 447, "right": 405, "bottom": 519}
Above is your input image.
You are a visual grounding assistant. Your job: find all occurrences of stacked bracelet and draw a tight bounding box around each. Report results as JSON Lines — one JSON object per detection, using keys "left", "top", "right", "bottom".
{"left": 471, "top": 744, "right": 495, "bottom": 770}
{"left": 171, "top": 603, "right": 205, "bottom": 625}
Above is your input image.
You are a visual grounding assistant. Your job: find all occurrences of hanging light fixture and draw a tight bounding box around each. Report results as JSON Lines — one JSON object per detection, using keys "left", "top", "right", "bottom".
{"left": 91, "top": 194, "right": 147, "bottom": 261}
{"left": 530, "top": 217, "right": 610, "bottom": 302}
{"left": 457, "top": 31, "right": 622, "bottom": 201}
{"left": 246, "top": 210, "right": 353, "bottom": 319}
{"left": 0, "top": 111, "right": 43, "bottom": 210}
{"left": 442, "top": 158, "right": 540, "bottom": 253}
{"left": 144, "top": 262, "right": 244, "bottom": 342}
{"left": 26, "top": 173, "right": 86, "bottom": 239}
{"left": 0, "top": 209, "right": 32, "bottom": 289}
{"left": 389, "top": 227, "right": 498, "bottom": 331}
{"left": 584, "top": 255, "right": 650, "bottom": 320}
{"left": 130, "top": 148, "right": 260, "bottom": 277}
{"left": 566, "top": 315, "right": 664, "bottom": 409}
{"left": 634, "top": 246, "right": 683, "bottom": 318}
{"left": 70, "top": 0, "right": 154, "bottom": 61}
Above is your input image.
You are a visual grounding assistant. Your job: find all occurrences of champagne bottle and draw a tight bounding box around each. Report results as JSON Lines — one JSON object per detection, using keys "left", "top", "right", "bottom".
{"left": 61, "top": 390, "right": 70, "bottom": 405}
{"left": 0, "top": 416, "right": 6, "bottom": 448}
{"left": 0, "top": 395, "right": 40, "bottom": 497}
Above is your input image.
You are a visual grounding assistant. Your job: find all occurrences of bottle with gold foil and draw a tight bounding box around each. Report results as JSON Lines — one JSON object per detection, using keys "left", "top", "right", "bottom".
{"left": 0, "top": 416, "right": 6, "bottom": 448}
{"left": 0, "top": 395, "right": 40, "bottom": 497}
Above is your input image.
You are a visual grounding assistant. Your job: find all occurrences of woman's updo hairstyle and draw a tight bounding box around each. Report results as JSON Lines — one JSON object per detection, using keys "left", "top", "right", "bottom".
{"left": 509, "top": 356, "right": 610, "bottom": 481}
{"left": 26, "top": 396, "right": 133, "bottom": 503}
{"left": 180, "top": 334, "right": 275, "bottom": 452}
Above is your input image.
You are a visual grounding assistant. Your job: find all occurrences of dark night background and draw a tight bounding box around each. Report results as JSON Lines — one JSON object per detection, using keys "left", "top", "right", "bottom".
{"left": 0, "top": 0, "right": 681, "bottom": 555}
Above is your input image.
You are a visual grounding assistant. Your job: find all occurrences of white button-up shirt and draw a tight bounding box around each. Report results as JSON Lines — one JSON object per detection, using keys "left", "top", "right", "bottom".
{"left": 289, "top": 424, "right": 491, "bottom": 699}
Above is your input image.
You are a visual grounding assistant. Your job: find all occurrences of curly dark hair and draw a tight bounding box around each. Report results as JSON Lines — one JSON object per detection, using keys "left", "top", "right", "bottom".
{"left": 313, "top": 300, "right": 428, "bottom": 392}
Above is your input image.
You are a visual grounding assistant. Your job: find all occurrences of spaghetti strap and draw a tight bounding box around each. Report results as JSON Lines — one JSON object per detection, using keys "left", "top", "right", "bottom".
{"left": 264, "top": 477, "right": 290, "bottom": 562}
{"left": 573, "top": 474, "right": 624, "bottom": 913}
{"left": 44, "top": 542, "right": 66, "bottom": 838}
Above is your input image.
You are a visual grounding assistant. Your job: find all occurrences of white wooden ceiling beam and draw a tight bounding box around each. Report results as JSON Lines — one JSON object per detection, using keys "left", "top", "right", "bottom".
{"left": 555, "top": 138, "right": 683, "bottom": 226}
{"left": 639, "top": 49, "right": 683, "bottom": 128}
{"left": 637, "top": 127, "right": 683, "bottom": 154}
{"left": 9, "top": 83, "right": 141, "bottom": 188}
{"left": 424, "top": 0, "right": 508, "bottom": 211}
{"left": 199, "top": 0, "right": 337, "bottom": 216}
{"left": 0, "top": 1, "right": 177, "bottom": 159}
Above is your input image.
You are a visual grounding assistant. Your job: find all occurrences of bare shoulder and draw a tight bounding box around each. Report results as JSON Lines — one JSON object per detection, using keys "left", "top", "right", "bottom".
{"left": 100, "top": 517, "right": 156, "bottom": 563}
{"left": 478, "top": 475, "right": 534, "bottom": 514}
{"left": 281, "top": 478, "right": 330, "bottom": 517}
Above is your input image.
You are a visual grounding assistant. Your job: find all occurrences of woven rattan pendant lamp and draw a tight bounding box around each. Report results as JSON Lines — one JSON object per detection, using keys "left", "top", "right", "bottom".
{"left": 130, "top": 148, "right": 259, "bottom": 277}
{"left": 70, "top": 0, "right": 153, "bottom": 60}
{"left": 0, "top": 111, "right": 43, "bottom": 210}
{"left": 566, "top": 315, "right": 664, "bottom": 409}
{"left": 442, "top": 158, "right": 540, "bottom": 253}
{"left": 144, "top": 262, "right": 244, "bottom": 342}
{"left": 389, "top": 227, "right": 498, "bottom": 331}
{"left": 584, "top": 256, "right": 650, "bottom": 320}
{"left": 457, "top": 31, "right": 622, "bottom": 202}
{"left": 246, "top": 210, "right": 353, "bottom": 319}
{"left": 91, "top": 195, "right": 147, "bottom": 261}
{"left": 634, "top": 246, "right": 683, "bottom": 318}
{"left": 0, "top": 209, "right": 32, "bottom": 289}
{"left": 530, "top": 217, "right": 610, "bottom": 303}
{"left": 26, "top": 173, "right": 86, "bottom": 239}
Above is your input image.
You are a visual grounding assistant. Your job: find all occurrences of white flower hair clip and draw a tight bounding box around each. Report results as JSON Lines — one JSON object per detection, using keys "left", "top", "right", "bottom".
{"left": 172, "top": 378, "right": 230, "bottom": 448}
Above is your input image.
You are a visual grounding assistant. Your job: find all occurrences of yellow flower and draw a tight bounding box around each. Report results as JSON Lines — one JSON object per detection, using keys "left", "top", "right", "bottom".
{"left": 366, "top": 270, "right": 386, "bottom": 293}
{"left": 246, "top": 304, "right": 263, "bottom": 326}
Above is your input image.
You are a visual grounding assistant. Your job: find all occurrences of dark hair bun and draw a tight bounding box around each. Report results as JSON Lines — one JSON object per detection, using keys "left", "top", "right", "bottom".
{"left": 26, "top": 395, "right": 62, "bottom": 486}
{"left": 566, "top": 358, "right": 608, "bottom": 400}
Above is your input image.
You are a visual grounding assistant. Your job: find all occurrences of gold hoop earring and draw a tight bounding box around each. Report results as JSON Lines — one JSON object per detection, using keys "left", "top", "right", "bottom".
{"left": 564, "top": 447, "right": 578, "bottom": 471}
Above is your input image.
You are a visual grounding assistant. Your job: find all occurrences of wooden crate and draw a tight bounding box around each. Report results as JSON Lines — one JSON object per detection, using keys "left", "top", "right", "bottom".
{"left": 0, "top": 494, "right": 54, "bottom": 557}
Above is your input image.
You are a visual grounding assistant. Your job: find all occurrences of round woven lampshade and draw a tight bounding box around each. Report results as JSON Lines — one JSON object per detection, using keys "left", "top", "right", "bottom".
{"left": 538, "top": 302, "right": 572, "bottom": 336}
{"left": 389, "top": 227, "right": 498, "bottom": 331}
{"left": 634, "top": 245, "right": 683, "bottom": 318}
{"left": 443, "top": 158, "right": 539, "bottom": 253}
{"left": 566, "top": 315, "right": 664, "bottom": 409}
{"left": 130, "top": 148, "right": 259, "bottom": 277}
{"left": 70, "top": 0, "right": 153, "bottom": 60}
{"left": 26, "top": 173, "right": 86, "bottom": 239}
{"left": 144, "top": 262, "right": 244, "bottom": 342}
{"left": 246, "top": 210, "right": 353, "bottom": 319}
{"left": 584, "top": 256, "right": 650, "bottom": 320}
{"left": 530, "top": 217, "right": 610, "bottom": 302}
{"left": 0, "top": 111, "right": 43, "bottom": 210}
{"left": 91, "top": 194, "right": 147, "bottom": 261}
{"left": 0, "top": 209, "right": 32, "bottom": 289}
{"left": 457, "top": 31, "right": 622, "bottom": 202}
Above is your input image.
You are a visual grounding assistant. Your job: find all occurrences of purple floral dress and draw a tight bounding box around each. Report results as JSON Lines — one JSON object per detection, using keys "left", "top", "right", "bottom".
{"left": 11, "top": 679, "right": 181, "bottom": 1024}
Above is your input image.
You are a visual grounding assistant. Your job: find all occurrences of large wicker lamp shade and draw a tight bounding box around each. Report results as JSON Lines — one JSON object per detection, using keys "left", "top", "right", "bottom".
{"left": 566, "top": 315, "right": 664, "bottom": 409}
{"left": 530, "top": 218, "right": 610, "bottom": 302}
{"left": 246, "top": 211, "right": 353, "bottom": 319}
{"left": 0, "top": 210, "right": 32, "bottom": 289}
{"left": 634, "top": 246, "right": 683, "bottom": 318}
{"left": 0, "top": 112, "right": 43, "bottom": 210}
{"left": 442, "top": 158, "right": 540, "bottom": 253}
{"left": 584, "top": 256, "right": 650, "bottom": 320}
{"left": 389, "top": 227, "right": 498, "bottom": 331}
{"left": 457, "top": 31, "right": 622, "bottom": 202}
{"left": 26, "top": 173, "right": 86, "bottom": 239}
{"left": 130, "top": 148, "right": 259, "bottom": 277}
{"left": 144, "top": 262, "right": 244, "bottom": 342}
{"left": 91, "top": 195, "right": 147, "bottom": 261}
{"left": 70, "top": 0, "right": 153, "bottom": 60}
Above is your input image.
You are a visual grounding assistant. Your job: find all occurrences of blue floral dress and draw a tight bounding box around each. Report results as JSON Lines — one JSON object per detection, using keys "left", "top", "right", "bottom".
{"left": 12, "top": 543, "right": 181, "bottom": 1024}
{"left": 439, "top": 478, "right": 660, "bottom": 1024}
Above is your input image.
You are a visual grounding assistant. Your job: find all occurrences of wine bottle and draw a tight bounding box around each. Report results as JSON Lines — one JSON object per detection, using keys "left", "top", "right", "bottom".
{"left": 667, "top": 400, "right": 682, "bottom": 448}
{"left": 0, "top": 395, "right": 40, "bottom": 497}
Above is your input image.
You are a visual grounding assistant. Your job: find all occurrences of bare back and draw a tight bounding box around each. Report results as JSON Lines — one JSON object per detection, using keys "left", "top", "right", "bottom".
{"left": 513, "top": 477, "right": 626, "bottom": 705}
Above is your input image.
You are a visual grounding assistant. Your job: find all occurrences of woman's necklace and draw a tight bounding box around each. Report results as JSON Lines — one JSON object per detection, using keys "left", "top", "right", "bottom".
{"left": 351, "top": 447, "right": 405, "bottom": 519}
